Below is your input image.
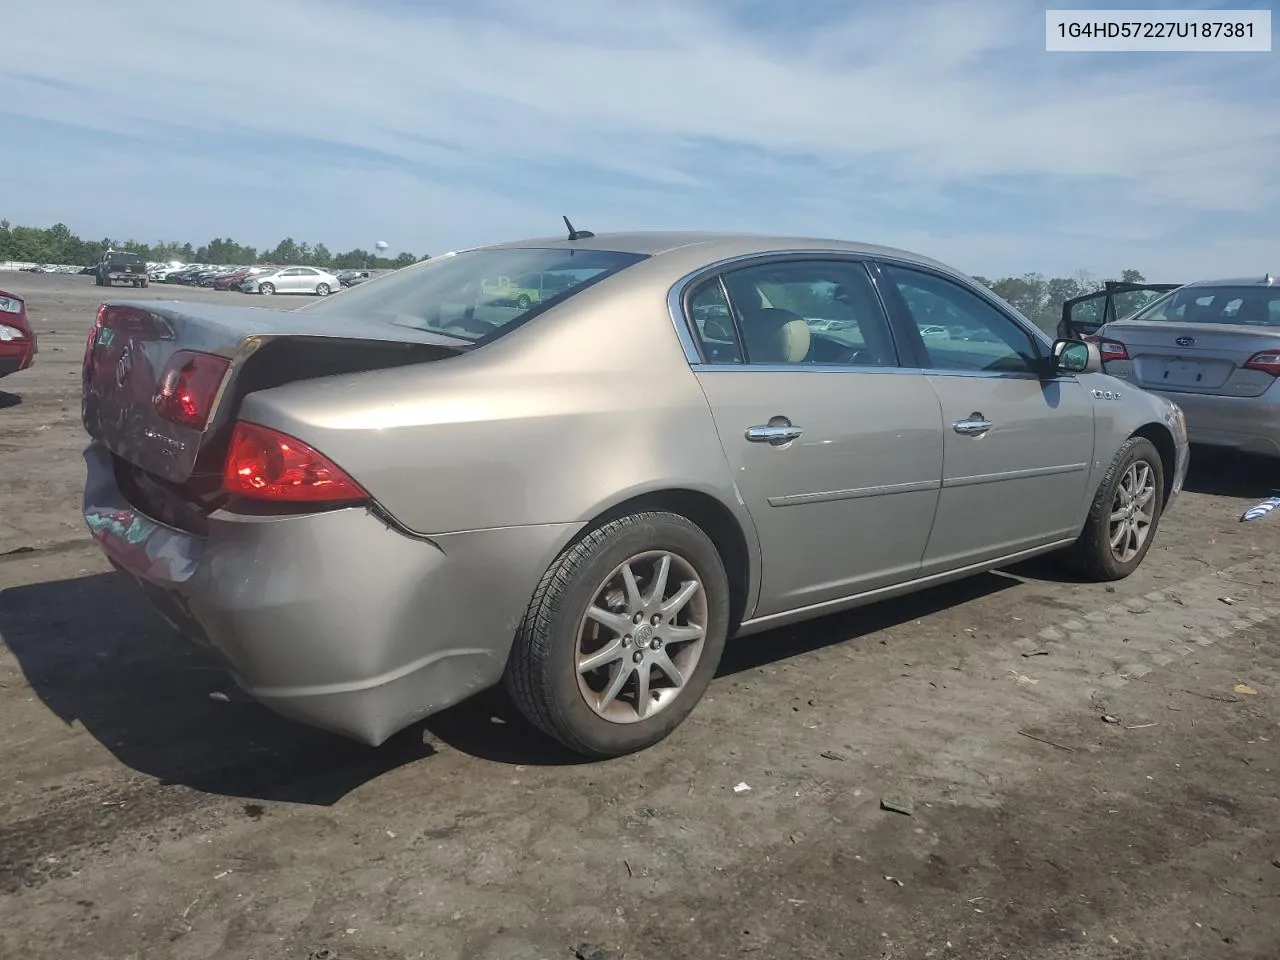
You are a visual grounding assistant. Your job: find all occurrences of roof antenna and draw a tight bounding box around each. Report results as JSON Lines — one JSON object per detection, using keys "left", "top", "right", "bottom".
{"left": 563, "top": 215, "right": 594, "bottom": 241}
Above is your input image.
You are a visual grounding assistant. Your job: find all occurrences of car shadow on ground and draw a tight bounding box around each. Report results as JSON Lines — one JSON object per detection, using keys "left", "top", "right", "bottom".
{"left": 0, "top": 569, "right": 438, "bottom": 806}
{"left": 1, "top": 563, "right": 1018, "bottom": 797}
{"left": 1181, "top": 446, "right": 1277, "bottom": 499}
{"left": 0, "top": 391, "right": 22, "bottom": 409}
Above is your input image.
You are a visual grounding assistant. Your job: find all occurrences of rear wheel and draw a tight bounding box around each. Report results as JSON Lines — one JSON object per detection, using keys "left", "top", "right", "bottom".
{"left": 505, "top": 511, "right": 730, "bottom": 758}
{"left": 515, "top": 294, "right": 532, "bottom": 309}
{"left": 1065, "top": 436, "right": 1164, "bottom": 581}
{"left": 259, "top": 282, "right": 275, "bottom": 296}
{"left": 315, "top": 283, "right": 330, "bottom": 296}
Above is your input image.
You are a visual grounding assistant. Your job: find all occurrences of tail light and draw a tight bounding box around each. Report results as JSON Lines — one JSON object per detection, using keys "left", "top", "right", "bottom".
{"left": 83, "top": 304, "right": 108, "bottom": 382}
{"left": 153, "top": 350, "right": 230, "bottom": 429}
{"left": 1098, "top": 338, "right": 1129, "bottom": 361}
{"left": 223, "top": 421, "right": 367, "bottom": 504}
{"left": 1243, "top": 351, "right": 1280, "bottom": 377}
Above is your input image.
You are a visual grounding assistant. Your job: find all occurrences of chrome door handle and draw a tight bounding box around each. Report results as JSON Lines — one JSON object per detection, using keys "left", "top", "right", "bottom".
{"left": 953, "top": 415, "right": 992, "bottom": 436}
{"left": 745, "top": 423, "right": 804, "bottom": 445}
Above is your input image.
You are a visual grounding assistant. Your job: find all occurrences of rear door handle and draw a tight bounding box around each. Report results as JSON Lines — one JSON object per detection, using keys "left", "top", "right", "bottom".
{"left": 953, "top": 415, "right": 992, "bottom": 436}
{"left": 745, "top": 422, "right": 804, "bottom": 445}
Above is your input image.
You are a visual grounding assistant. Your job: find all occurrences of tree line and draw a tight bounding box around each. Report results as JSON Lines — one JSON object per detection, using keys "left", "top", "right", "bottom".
{"left": 972, "top": 268, "right": 1150, "bottom": 333}
{"left": 0, "top": 219, "right": 426, "bottom": 271}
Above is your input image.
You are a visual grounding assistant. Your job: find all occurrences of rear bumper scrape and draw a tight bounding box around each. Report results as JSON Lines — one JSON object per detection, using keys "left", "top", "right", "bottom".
{"left": 83, "top": 440, "right": 580, "bottom": 745}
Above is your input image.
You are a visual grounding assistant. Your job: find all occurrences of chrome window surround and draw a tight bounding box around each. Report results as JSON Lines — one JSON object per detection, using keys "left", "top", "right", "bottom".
{"left": 665, "top": 249, "right": 1067, "bottom": 382}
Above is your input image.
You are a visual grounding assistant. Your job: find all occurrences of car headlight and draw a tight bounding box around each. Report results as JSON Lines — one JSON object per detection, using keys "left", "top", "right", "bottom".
{"left": 0, "top": 296, "right": 22, "bottom": 314}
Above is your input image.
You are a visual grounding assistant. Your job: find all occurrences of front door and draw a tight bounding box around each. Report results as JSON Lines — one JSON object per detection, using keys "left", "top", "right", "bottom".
{"left": 879, "top": 263, "right": 1095, "bottom": 573}
{"left": 685, "top": 257, "right": 945, "bottom": 618}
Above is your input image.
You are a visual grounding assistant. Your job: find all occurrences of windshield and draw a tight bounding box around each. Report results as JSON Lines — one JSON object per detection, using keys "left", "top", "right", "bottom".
{"left": 303, "top": 247, "right": 647, "bottom": 342}
{"left": 1129, "top": 285, "right": 1280, "bottom": 327}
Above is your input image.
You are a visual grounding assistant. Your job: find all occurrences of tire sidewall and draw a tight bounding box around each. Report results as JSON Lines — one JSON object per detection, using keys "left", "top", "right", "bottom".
{"left": 535, "top": 515, "right": 729, "bottom": 756}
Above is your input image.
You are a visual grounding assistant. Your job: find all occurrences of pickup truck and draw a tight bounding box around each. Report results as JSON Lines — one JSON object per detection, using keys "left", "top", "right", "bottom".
{"left": 96, "top": 251, "right": 149, "bottom": 288}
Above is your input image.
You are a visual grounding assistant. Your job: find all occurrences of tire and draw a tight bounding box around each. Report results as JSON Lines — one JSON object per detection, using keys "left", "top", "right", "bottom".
{"left": 505, "top": 511, "right": 730, "bottom": 758}
{"left": 315, "top": 283, "right": 330, "bottom": 296}
{"left": 515, "top": 294, "right": 532, "bottom": 309}
{"left": 1065, "top": 436, "right": 1165, "bottom": 581}
{"left": 259, "top": 282, "right": 275, "bottom": 296}
{"left": 141, "top": 279, "right": 149, "bottom": 288}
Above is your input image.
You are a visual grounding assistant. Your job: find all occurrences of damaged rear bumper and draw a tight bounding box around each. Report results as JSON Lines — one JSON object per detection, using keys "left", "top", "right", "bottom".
{"left": 83, "top": 440, "right": 576, "bottom": 745}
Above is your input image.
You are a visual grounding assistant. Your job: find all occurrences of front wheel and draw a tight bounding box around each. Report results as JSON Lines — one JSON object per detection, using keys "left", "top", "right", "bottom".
{"left": 505, "top": 511, "right": 730, "bottom": 758}
{"left": 515, "top": 294, "right": 532, "bottom": 309}
{"left": 1065, "top": 436, "right": 1165, "bottom": 581}
{"left": 259, "top": 282, "right": 275, "bottom": 296}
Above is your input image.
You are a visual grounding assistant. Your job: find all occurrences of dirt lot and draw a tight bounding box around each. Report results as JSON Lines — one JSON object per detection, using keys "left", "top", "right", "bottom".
{"left": 1, "top": 272, "right": 1278, "bottom": 960}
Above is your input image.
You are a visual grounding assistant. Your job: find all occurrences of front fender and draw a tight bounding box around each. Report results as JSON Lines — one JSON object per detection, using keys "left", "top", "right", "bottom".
{"left": 1078, "top": 371, "right": 1188, "bottom": 510}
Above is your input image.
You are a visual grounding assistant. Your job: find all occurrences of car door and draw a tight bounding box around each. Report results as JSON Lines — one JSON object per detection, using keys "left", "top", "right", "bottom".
{"left": 276, "top": 267, "right": 303, "bottom": 292}
{"left": 877, "top": 261, "right": 1096, "bottom": 574}
{"left": 683, "top": 257, "right": 945, "bottom": 618}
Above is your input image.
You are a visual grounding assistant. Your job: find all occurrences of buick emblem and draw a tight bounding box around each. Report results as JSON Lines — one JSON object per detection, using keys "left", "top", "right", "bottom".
{"left": 115, "top": 344, "right": 133, "bottom": 387}
{"left": 1175, "top": 336, "right": 1196, "bottom": 347}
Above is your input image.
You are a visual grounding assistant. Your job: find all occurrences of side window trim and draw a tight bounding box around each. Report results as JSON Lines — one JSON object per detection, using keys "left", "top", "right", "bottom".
{"left": 871, "top": 257, "right": 1056, "bottom": 380}
{"left": 678, "top": 254, "right": 907, "bottom": 371}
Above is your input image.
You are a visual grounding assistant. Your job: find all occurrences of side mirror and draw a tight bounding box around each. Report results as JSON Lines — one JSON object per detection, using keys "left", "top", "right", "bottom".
{"left": 1052, "top": 338, "right": 1102, "bottom": 375}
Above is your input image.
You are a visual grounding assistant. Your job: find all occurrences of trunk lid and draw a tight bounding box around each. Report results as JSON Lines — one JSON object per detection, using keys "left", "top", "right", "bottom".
{"left": 82, "top": 299, "right": 469, "bottom": 484}
{"left": 1099, "top": 319, "right": 1280, "bottom": 398}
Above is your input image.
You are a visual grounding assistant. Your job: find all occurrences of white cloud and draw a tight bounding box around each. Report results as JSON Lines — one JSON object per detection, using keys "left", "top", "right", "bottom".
{"left": 1, "top": 0, "right": 1276, "bottom": 276}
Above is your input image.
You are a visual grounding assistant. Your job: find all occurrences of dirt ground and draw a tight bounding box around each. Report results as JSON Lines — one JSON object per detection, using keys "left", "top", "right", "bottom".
{"left": 1, "top": 272, "right": 1278, "bottom": 960}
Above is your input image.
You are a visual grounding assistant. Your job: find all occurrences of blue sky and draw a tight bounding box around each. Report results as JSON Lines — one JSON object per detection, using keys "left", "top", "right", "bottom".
{"left": 1, "top": 0, "right": 1276, "bottom": 278}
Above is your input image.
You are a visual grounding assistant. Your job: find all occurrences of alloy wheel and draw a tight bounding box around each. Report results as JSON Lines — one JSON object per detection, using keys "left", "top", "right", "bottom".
{"left": 575, "top": 551, "right": 707, "bottom": 724}
{"left": 1108, "top": 460, "right": 1156, "bottom": 563}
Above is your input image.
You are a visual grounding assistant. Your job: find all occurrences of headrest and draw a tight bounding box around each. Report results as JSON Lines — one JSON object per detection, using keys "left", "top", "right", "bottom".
{"left": 739, "top": 307, "right": 811, "bottom": 363}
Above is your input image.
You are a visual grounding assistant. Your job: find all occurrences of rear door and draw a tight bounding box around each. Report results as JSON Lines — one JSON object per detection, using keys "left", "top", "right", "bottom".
{"left": 682, "top": 256, "right": 944, "bottom": 617}
{"left": 878, "top": 261, "right": 1095, "bottom": 573}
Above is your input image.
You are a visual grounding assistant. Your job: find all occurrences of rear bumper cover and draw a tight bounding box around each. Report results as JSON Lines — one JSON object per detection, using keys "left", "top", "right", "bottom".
{"left": 0, "top": 340, "right": 35, "bottom": 377}
{"left": 83, "top": 441, "right": 577, "bottom": 745}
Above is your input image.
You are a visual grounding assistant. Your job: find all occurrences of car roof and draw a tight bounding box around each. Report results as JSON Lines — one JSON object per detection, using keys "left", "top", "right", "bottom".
{"left": 474, "top": 230, "right": 958, "bottom": 273}
{"left": 1182, "top": 275, "right": 1278, "bottom": 288}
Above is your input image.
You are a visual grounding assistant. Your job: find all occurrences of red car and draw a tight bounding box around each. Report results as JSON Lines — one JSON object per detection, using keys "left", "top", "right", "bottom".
{"left": 213, "top": 269, "right": 250, "bottom": 291}
{"left": 0, "top": 289, "right": 36, "bottom": 379}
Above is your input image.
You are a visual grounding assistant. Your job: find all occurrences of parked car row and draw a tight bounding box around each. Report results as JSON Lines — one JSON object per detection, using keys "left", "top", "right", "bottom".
{"left": 148, "top": 263, "right": 392, "bottom": 296}
{"left": 154, "top": 263, "right": 347, "bottom": 297}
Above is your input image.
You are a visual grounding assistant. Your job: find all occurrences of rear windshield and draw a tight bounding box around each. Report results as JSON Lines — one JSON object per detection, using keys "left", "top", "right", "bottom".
{"left": 110, "top": 252, "right": 142, "bottom": 262}
{"left": 1130, "top": 285, "right": 1280, "bottom": 326}
{"left": 304, "top": 247, "right": 647, "bottom": 343}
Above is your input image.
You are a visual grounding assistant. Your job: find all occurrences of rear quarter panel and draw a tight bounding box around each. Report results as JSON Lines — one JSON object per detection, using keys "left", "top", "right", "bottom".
{"left": 239, "top": 262, "right": 753, "bottom": 541}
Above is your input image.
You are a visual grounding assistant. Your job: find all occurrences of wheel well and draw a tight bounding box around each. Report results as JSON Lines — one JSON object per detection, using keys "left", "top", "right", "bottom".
{"left": 1132, "top": 422, "right": 1177, "bottom": 505}
{"left": 589, "top": 489, "right": 752, "bottom": 630}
